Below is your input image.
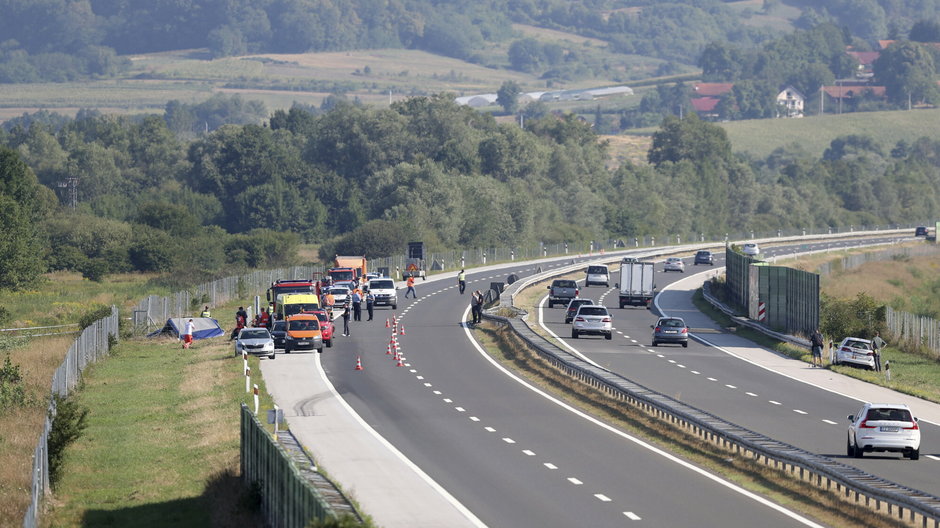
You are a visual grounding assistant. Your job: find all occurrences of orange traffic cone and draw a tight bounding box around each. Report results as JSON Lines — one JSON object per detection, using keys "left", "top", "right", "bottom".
{"left": 355, "top": 356, "right": 363, "bottom": 370}
{"left": 399, "top": 324, "right": 406, "bottom": 336}
{"left": 386, "top": 343, "right": 392, "bottom": 355}
{"left": 396, "top": 355, "right": 405, "bottom": 367}
{"left": 385, "top": 318, "right": 390, "bottom": 328}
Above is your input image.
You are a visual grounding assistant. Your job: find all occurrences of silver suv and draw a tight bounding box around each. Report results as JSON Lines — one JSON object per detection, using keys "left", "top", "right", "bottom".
{"left": 571, "top": 305, "right": 612, "bottom": 340}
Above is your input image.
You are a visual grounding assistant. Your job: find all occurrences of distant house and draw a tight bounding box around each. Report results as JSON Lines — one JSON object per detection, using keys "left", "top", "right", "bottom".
{"left": 775, "top": 86, "right": 804, "bottom": 118}
{"left": 821, "top": 85, "right": 887, "bottom": 106}
{"left": 455, "top": 94, "right": 498, "bottom": 108}
{"left": 846, "top": 50, "right": 879, "bottom": 78}
{"left": 690, "top": 97, "right": 721, "bottom": 120}
{"left": 692, "top": 83, "right": 734, "bottom": 97}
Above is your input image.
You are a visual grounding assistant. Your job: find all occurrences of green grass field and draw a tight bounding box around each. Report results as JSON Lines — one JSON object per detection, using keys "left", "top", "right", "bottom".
{"left": 43, "top": 334, "right": 273, "bottom": 527}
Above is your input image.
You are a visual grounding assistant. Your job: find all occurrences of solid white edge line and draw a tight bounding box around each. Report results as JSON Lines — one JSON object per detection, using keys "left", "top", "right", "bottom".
{"left": 656, "top": 259, "right": 940, "bottom": 428}
{"left": 313, "top": 353, "right": 488, "bottom": 528}
{"left": 463, "top": 306, "right": 825, "bottom": 528}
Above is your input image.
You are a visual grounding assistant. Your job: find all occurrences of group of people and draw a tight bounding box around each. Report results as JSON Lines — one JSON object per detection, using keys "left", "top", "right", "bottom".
{"left": 810, "top": 328, "right": 887, "bottom": 370}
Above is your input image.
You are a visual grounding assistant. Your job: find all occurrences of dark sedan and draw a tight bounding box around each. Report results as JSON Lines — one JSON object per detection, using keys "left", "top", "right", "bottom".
{"left": 271, "top": 320, "right": 287, "bottom": 349}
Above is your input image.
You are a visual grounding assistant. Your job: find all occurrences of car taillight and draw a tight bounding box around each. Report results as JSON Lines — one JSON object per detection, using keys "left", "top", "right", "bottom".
{"left": 575, "top": 289, "right": 580, "bottom": 295}
{"left": 575, "top": 317, "right": 585, "bottom": 322}
{"left": 602, "top": 317, "right": 611, "bottom": 322}
{"left": 903, "top": 422, "right": 919, "bottom": 430}
{"left": 866, "top": 352, "right": 873, "bottom": 356}
{"left": 841, "top": 347, "right": 851, "bottom": 352}
{"left": 859, "top": 420, "right": 876, "bottom": 429}
{"left": 682, "top": 328, "right": 689, "bottom": 333}
{"left": 654, "top": 327, "right": 661, "bottom": 332}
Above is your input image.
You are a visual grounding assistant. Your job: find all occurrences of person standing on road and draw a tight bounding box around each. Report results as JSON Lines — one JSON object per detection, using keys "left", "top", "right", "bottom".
{"left": 469, "top": 291, "right": 480, "bottom": 324}
{"left": 810, "top": 328, "right": 824, "bottom": 368}
{"left": 405, "top": 275, "right": 417, "bottom": 298}
{"left": 341, "top": 306, "right": 351, "bottom": 336}
{"left": 457, "top": 269, "right": 466, "bottom": 294}
{"left": 366, "top": 291, "right": 375, "bottom": 321}
{"left": 351, "top": 289, "right": 362, "bottom": 321}
{"left": 182, "top": 318, "right": 195, "bottom": 349}
{"left": 872, "top": 331, "right": 886, "bottom": 372}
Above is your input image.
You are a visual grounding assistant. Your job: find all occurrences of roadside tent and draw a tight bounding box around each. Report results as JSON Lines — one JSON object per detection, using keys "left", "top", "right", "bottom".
{"left": 147, "top": 317, "right": 224, "bottom": 340}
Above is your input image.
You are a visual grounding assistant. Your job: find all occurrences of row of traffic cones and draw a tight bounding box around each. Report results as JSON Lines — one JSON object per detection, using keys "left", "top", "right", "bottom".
{"left": 356, "top": 316, "right": 407, "bottom": 370}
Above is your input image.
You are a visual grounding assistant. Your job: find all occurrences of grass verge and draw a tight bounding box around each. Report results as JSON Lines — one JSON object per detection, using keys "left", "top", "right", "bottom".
{"left": 42, "top": 335, "right": 274, "bottom": 527}
{"left": 472, "top": 321, "right": 907, "bottom": 528}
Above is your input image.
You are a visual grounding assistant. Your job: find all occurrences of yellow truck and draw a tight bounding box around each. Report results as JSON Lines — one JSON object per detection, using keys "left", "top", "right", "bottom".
{"left": 276, "top": 293, "right": 320, "bottom": 321}
{"left": 330, "top": 255, "right": 367, "bottom": 284}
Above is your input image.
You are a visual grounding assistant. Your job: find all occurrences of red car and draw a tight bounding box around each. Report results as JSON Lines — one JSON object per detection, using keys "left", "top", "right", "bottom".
{"left": 309, "top": 309, "right": 334, "bottom": 347}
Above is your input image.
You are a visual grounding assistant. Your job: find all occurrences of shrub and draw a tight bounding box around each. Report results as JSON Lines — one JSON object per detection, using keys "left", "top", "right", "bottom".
{"left": 78, "top": 305, "right": 112, "bottom": 330}
{"left": 0, "top": 354, "right": 33, "bottom": 411}
{"left": 48, "top": 393, "right": 89, "bottom": 489}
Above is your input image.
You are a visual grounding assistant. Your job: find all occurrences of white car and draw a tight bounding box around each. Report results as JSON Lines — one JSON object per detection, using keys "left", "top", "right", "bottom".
{"left": 663, "top": 257, "right": 685, "bottom": 273}
{"left": 234, "top": 327, "right": 275, "bottom": 359}
{"left": 847, "top": 403, "right": 920, "bottom": 459}
{"left": 742, "top": 242, "right": 760, "bottom": 256}
{"left": 571, "top": 305, "right": 612, "bottom": 340}
{"left": 328, "top": 285, "right": 351, "bottom": 307}
{"left": 831, "top": 337, "right": 876, "bottom": 369}
{"left": 585, "top": 265, "right": 610, "bottom": 287}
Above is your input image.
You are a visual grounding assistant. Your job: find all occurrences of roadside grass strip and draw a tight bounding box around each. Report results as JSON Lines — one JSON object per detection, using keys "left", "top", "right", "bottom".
{"left": 44, "top": 337, "right": 272, "bottom": 527}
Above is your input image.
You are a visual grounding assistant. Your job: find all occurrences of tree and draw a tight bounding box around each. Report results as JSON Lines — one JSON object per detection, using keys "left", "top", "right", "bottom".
{"left": 647, "top": 114, "right": 733, "bottom": 167}
{"left": 874, "top": 41, "right": 940, "bottom": 106}
{"left": 497, "top": 81, "right": 522, "bottom": 114}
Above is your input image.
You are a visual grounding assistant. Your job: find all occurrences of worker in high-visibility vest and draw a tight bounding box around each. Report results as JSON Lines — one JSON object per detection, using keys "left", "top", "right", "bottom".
{"left": 405, "top": 275, "right": 417, "bottom": 298}
{"left": 201, "top": 306, "right": 211, "bottom": 318}
{"left": 457, "top": 270, "right": 466, "bottom": 294}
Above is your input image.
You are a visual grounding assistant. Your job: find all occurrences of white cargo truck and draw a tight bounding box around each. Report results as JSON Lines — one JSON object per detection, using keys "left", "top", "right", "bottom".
{"left": 618, "top": 259, "right": 655, "bottom": 308}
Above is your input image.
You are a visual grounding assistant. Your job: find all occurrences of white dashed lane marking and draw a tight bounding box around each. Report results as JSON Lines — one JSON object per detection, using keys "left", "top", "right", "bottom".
{"left": 502, "top": 437, "right": 515, "bottom": 444}
{"left": 822, "top": 419, "right": 837, "bottom": 425}
{"left": 567, "top": 478, "right": 583, "bottom": 485}
{"left": 624, "top": 512, "right": 642, "bottom": 520}
{"left": 769, "top": 400, "right": 782, "bottom": 406}
{"left": 595, "top": 494, "right": 612, "bottom": 502}
{"left": 485, "top": 427, "right": 496, "bottom": 432}
{"left": 522, "top": 450, "right": 536, "bottom": 456}
{"left": 794, "top": 409, "right": 808, "bottom": 415}
{"left": 544, "top": 463, "right": 558, "bottom": 469}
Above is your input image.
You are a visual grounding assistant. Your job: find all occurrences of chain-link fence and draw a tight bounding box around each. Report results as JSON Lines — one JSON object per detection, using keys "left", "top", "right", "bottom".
{"left": 24, "top": 307, "right": 119, "bottom": 528}
{"left": 886, "top": 307, "right": 940, "bottom": 360}
{"left": 817, "top": 243, "right": 940, "bottom": 276}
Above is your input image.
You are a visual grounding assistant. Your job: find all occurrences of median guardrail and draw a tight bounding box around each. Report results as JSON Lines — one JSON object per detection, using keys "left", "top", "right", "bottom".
{"left": 490, "top": 230, "right": 940, "bottom": 528}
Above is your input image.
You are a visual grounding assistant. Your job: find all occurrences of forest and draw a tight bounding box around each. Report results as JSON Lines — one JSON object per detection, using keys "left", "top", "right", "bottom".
{"left": 4, "top": 0, "right": 940, "bottom": 83}
{"left": 0, "top": 92, "right": 938, "bottom": 292}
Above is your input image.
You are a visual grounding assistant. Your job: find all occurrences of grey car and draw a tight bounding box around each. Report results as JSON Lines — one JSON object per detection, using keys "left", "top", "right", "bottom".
{"left": 270, "top": 320, "right": 287, "bottom": 349}
{"left": 694, "top": 250, "right": 714, "bottom": 265}
{"left": 564, "top": 298, "right": 596, "bottom": 324}
{"left": 651, "top": 317, "right": 688, "bottom": 347}
{"left": 234, "top": 327, "right": 276, "bottom": 359}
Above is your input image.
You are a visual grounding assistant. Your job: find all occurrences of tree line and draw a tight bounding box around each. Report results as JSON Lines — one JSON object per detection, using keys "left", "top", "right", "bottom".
{"left": 1, "top": 94, "right": 939, "bottom": 290}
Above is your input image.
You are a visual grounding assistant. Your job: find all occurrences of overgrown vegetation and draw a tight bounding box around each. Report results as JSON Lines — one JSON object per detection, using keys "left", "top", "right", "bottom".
{"left": 0, "top": 354, "right": 33, "bottom": 410}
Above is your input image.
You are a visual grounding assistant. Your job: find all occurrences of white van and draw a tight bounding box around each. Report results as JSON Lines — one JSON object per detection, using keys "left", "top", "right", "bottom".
{"left": 366, "top": 277, "right": 398, "bottom": 309}
{"left": 585, "top": 265, "right": 610, "bottom": 287}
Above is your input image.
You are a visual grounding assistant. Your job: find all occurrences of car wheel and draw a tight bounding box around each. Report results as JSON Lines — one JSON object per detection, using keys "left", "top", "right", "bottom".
{"left": 269, "top": 353, "right": 276, "bottom": 360}
{"left": 571, "top": 330, "right": 578, "bottom": 339}
{"left": 317, "top": 347, "right": 324, "bottom": 354}
{"left": 846, "top": 437, "right": 856, "bottom": 458}
{"left": 392, "top": 304, "right": 397, "bottom": 309}
{"left": 285, "top": 347, "right": 291, "bottom": 354}
{"left": 651, "top": 341, "right": 657, "bottom": 347}
{"left": 682, "top": 341, "right": 688, "bottom": 348}
{"left": 547, "top": 301, "right": 553, "bottom": 308}
{"left": 605, "top": 332, "right": 612, "bottom": 340}
{"left": 910, "top": 449, "right": 920, "bottom": 460}
{"left": 326, "top": 339, "right": 332, "bottom": 348}
{"left": 853, "top": 437, "right": 863, "bottom": 458}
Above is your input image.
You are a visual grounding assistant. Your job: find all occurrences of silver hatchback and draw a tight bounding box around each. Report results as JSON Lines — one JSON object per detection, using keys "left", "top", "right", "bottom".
{"left": 651, "top": 317, "right": 688, "bottom": 347}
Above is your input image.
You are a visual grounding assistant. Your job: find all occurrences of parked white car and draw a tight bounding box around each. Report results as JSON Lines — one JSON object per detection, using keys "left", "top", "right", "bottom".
{"left": 847, "top": 403, "right": 920, "bottom": 459}
{"left": 831, "top": 337, "right": 876, "bottom": 369}
{"left": 742, "top": 242, "right": 760, "bottom": 256}
{"left": 571, "top": 305, "right": 612, "bottom": 340}
{"left": 234, "top": 327, "right": 275, "bottom": 359}
{"left": 663, "top": 257, "right": 685, "bottom": 272}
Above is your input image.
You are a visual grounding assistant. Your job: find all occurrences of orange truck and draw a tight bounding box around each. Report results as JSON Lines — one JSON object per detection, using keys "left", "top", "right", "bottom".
{"left": 331, "top": 255, "right": 367, "bottom": 283}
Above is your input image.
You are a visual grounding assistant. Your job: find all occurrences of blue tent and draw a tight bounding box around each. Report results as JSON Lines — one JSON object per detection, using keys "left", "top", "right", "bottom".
{"left": 147, "top": 317, "right": 224, "bottom": 340}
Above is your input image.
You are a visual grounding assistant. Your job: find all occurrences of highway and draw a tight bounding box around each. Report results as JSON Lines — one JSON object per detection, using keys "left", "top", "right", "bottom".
{"left": 313, "top": 245, "right": 836, "bottom": 527}
{"left": 539, "top": 236, "right": 940, "bottom": 499}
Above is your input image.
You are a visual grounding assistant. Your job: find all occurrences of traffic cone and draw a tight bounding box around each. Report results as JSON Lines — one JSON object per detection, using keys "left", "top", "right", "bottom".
{"left": 385, "top": 318, "right": 390, "bottom": 328}
{"left": 355, "top": 356, "right": 363, "bottom": 370}
{"left": 396, "top": 355, "right": 405, "bottom": 367}
{"left": 399, "top": 324, "right": 405, "bottom": 336}
{"left": 386, "top": 343, "right": 392, "bottom": 355}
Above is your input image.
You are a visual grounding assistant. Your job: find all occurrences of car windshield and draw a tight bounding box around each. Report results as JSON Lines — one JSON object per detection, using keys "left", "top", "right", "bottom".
{"left": 578, "top": 307, "right": 608, "bottom": 316}
{"left": 569, "top": 300, "right": 592, "bottom": 309}
{"left": 554, "top": 280, "right": 577, "bottom": 288}
{"left": 370, "top": 280, "right": 394, "bottom": 289}
{"left": 667, "top": 258, "right": 680, "bottom": 262}
{"left": 288, "top": 319, "right": 320, "bottom": 331}
{"left": 330, "top": 288, "right": 349, "bottom": 295}
{"left": 587, "top": 266, "right": 607, "bottom": 274}
{"left": 313, "top": 312, "right": 329, "bottom": 322}
{"left": 660, "top": 319, "right": 685, "bottom": 328}
{"left": 273, "top": 322, "right": 286, "bottom": 331}
{"left": 241, "top": 330, "right": 270, "bottom": 339}
{"left": 844, "top": 340, "right": 871, "bottom": 350}
{"left": 697, "top": 251, "right": 710, "bottom": 256}
{"left": 865, "top": 408, "right": 912, "bottom": 422}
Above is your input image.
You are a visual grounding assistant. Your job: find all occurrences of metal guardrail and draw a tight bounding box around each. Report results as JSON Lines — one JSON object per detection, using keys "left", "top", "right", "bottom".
{"left": 491, "top": 236, "right": 940, "bottom": 528}
{"left": 23, "top": 307, "right": 119, "bottom": 528}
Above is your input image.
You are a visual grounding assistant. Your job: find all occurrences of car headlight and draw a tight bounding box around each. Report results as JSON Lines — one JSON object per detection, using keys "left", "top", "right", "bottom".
{"left": 264, "top": 342, "right": 274, "bottom": 351}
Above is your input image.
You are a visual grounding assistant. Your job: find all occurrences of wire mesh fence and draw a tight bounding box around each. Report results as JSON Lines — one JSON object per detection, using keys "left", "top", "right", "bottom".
{"left": 24, "top": 307, "right": 119, "bottom": 528}
{"left": 886, "top": 307, "right": 940, "bottom": 360}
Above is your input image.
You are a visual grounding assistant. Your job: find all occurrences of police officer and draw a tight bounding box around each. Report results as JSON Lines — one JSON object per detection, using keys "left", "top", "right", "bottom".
{"left": 458, "top": 269, "right": 466, "bottom": 294}
{"left": 366, "top": 291, "right": 375, "bottom": 321}
{"left": 200, "top": 305, "right": 211, "bottom": 318}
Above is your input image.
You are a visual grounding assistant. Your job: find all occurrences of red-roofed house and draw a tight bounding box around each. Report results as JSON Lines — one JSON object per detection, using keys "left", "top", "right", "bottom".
{"left": 846, "top": 51, "right": 879, "bottom": 77}
{"left": 690, "top": 97, "right": 720, "bottom": 119}
{"left": 693, "top": 83, "right": 734, "bottom": 97}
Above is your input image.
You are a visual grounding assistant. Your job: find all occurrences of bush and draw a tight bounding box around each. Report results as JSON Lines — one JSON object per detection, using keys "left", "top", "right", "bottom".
{"left": 48, "top": 393, "right": 89, "bottom": 489}
{"left": 307, "top": 514, "right": 365, "bottom": 528}
{"left": 78, "top": 305, "right": 112, "bottom": 330}
{"left": 0, "top": 354, "right": 33, "bottom": 411}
